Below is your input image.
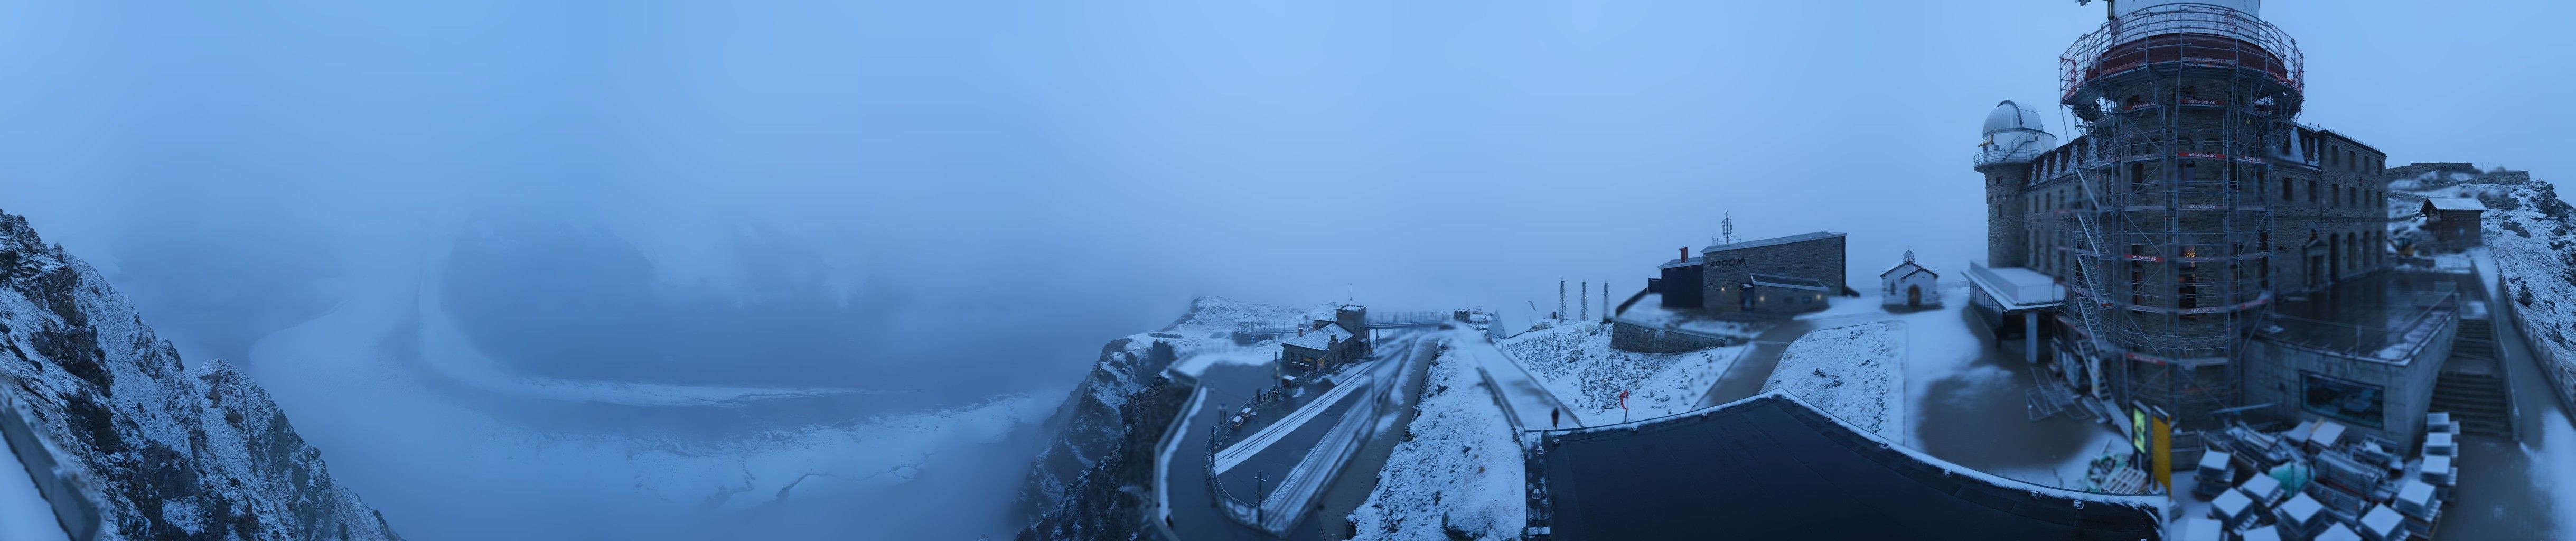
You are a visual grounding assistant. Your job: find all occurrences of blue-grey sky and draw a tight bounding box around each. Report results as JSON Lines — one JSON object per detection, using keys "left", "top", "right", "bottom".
{"left": 0, "top": 1, "right": 2568, "bottom": 538}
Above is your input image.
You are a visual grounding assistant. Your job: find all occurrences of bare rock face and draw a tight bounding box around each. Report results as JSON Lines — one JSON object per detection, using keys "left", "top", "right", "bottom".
{"left": 1014, "top": 336, "right": 1182, "bottom": 541}
{"left": 0, "top": 210, "right": 402, "bottom": 541}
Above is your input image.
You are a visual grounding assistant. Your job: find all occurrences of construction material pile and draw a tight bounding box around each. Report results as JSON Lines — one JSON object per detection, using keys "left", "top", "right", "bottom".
{"left": 2181, "top": 414, "right": 2459, "bottom": 540}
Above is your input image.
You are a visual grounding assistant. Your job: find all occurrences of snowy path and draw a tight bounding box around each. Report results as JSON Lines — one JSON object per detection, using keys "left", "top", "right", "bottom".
{"left": 1455, "top": 335, "right": 1584, "bottom": 430}
{"left": 1210, "top": 369, "right": 1373, "bottom": 475}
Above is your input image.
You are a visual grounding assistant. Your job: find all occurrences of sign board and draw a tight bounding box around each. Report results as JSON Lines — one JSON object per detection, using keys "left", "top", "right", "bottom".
{"left": 2130, "top": 408, "right": 2150, "bottom": 454}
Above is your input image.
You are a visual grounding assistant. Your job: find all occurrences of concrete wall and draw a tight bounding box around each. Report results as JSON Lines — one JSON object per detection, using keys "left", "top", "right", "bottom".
{"left": 2242, "top": 318, "right": 2455, "bottom": 446}
{"left": 1699, "top": 236, "right": 1846, "bottom": 318}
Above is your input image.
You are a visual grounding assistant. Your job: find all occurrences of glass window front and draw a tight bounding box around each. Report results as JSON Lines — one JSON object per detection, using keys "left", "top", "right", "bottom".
{"left": 2301, "top": 372, "right": 2385, "bottom": 428}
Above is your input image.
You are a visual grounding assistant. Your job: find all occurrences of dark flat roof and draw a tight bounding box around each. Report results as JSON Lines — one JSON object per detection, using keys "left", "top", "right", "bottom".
{"left": 1703, "top": 231, "right": 1846, "bottom": 254}
{"left": 2259, "top": 269, "right": 2461, "bottom": 362}
{"left": 1536, "top": 391, "right": 2166, "bottom": 540}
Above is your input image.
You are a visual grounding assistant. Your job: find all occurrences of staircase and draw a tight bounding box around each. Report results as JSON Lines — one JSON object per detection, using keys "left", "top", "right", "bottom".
{"left": 2432, "top": 318, "right": 2512, "bottom": 439}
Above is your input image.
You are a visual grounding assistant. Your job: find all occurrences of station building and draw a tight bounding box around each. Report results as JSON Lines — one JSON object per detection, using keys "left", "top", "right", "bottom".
{"left": 1969, "top": 0, "right": 2469, "bottom": 447}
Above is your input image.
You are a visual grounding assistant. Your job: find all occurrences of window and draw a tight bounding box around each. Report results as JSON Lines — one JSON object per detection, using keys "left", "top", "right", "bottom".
{"left": 2302, "top": 372, "right": 2385, "bottom": 428}
{"left": 2308, "top": 180, "right": 2318, "bottom": 203}
{"left": 2281, "top": 177, "right": 2293, "bottom": 200}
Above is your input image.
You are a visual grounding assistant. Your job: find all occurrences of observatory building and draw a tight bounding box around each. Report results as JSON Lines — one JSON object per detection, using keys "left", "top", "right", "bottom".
{"left": 1970, "top": 0, "right": 2459, "bottom": 446}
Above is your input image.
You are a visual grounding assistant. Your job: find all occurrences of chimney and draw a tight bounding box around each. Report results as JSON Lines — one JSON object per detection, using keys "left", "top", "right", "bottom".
{"left": 1680, "top": 247, "right": 1688, "bottom": 261}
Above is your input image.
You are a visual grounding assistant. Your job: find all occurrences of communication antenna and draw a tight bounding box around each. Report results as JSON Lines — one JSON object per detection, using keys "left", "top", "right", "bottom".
{"left": 1721, "top": 211, "right": 1737, "bottom": 246}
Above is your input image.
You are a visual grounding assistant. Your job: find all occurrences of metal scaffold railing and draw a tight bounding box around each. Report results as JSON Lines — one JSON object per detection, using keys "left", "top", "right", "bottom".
{"left": 2053, "top": 1, "right": 2305, "bottom": 426}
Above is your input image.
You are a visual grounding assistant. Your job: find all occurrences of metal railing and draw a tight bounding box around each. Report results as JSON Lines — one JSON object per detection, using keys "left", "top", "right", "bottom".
{"left": 2263, "top": 291, "right": 2460, "bottom": 363}
{"left": 2060, "top": 3, "right": 2305, "bottom": 100}
{"left": 2, "top": 377, "right": 105, "bottom": 541}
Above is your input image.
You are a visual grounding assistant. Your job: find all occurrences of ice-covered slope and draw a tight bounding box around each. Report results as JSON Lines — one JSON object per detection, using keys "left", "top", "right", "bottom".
{"left": 0, "top": 210, "right": 400, "bottom": 540}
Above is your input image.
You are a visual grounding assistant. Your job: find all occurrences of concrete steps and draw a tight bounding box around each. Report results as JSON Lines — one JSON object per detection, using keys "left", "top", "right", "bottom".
{"left": 2431, "top": 370, "right": 2512, "bottom": 439}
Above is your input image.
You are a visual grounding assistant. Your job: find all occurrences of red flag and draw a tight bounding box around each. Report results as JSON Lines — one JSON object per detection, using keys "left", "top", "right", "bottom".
{"left": 1618, "top": 389, "right": 1630, "bottom": 411}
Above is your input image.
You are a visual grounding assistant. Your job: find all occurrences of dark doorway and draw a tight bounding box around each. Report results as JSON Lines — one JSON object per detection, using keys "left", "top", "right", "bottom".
{"left": 1907, "top": 285, "right": 1923, "bottom": 307}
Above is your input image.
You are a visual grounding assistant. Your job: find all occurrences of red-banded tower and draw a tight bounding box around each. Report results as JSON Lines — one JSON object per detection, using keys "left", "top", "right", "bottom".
{"left": 2056, "top": 0, "right": 2301, "bottom": 426}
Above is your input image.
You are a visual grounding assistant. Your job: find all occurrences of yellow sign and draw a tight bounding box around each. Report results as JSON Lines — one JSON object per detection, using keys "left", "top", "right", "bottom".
{"left": 2151, "top": 415, "right": 2174, "bottom": 490}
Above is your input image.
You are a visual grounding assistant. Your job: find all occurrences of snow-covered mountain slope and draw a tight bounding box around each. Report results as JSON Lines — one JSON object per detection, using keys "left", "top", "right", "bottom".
{"left": 2392, "top": 169, "right": 2576, "bottom": 394}
{"left": 1015, "top": 297, "right": 1326, "bottom": 540}
{"left": 0, "top": 210, "right": 401, "bottom": 540}
{"left": 1344, "top": 341, "right": 1520, "bottom": 541}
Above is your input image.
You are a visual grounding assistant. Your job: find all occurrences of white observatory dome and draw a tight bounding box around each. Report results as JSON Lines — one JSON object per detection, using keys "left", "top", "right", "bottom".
{"left": 1983, "top": 100, "right": 2046, "bottom": 136}
{"left": 1975, "top": 100, "right": 2055, "bottom": 167}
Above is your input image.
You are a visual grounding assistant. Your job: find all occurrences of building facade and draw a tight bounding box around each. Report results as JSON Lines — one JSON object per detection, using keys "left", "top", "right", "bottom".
{"left": 1973, "top": 0, "right": 2417, "bottom": 431}
{"left": 1648, "top": 231, "right": 1849, "bottom": 319}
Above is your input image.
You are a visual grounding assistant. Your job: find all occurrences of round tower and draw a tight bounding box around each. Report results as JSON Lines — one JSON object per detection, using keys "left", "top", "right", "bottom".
{"left": 2057, "top": 0, "right": 2301, "bottom": 425}
{"left": 1974, "top": 100, "right": 2056, "bottom": 268}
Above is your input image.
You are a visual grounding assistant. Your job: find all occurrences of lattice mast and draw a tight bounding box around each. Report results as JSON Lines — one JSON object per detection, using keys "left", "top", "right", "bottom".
{"left": 2056, "top": 1, "right": 2303, "bottom": 428}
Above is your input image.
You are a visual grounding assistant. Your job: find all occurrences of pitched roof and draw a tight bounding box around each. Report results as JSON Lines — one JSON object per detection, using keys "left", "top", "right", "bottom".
{"left": 1280, "top": 323, "right": 1353, "bottom": 351}
{"left": 1880, "top": 260, "right": 1924, "bottom": 279}
{"left": 2424, "top": 197, "right": 2486, "bottom": 211}
{"left": 1535, "top": 391, "right": 2167, "bottom": 540}
{"left": 1896, "top": 267, "right": 1939, "bottom": 281}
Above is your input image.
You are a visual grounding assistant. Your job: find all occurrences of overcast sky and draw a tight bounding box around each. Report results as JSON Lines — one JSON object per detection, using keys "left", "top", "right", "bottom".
{"left": 0, "top": 1, "right": 2569, "bottom": 537}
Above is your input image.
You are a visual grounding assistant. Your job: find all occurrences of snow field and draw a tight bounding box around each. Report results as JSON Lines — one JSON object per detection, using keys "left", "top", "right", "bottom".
{"left": 1763, "top": 321, "right": 1906, "bottom": 439}
{"left": 1499, "top": 322, "right": 1747, "bottom": 422}
{"left": 1344, "top": 346, "right": 1522, "bottom": 541}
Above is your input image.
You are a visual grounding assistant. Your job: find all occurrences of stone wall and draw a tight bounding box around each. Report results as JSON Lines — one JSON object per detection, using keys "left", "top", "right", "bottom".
{"left": 1609, "top": 320, "right": 1735, "bottom": 353}
{"left": 1698, "top": 235, "right": 1847, "bottom": 318}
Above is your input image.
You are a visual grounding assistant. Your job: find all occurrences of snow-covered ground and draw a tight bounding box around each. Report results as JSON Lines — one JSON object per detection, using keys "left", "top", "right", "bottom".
{"left": 2533, "top": 409, "right": 2576, "bottom": 533}
{"left": 1498, "top": 322, "right": 1747, "bottom": 422}
{"left": 1, "top": 444, "right": 69, "bottom": 541}
{"left": 1344, "top": 344, "right": 1521, "bottom": 541}
{"left": 1763, "top": 322, "right": 1906, "bottom": 439}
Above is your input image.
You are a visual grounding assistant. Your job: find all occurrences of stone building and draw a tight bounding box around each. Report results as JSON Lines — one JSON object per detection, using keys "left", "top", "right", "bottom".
{"left": 2419, "top": 197, "right": 2486, "bottom": 251}
{"left": 1651, "top": 231, "right": 1847, "bottom": 319}
{"left": 1279, "top": 305, "right": 1369, "bottom": 376}
{"left": 1966, "top": 0, "right": 2455, "bottom": 443}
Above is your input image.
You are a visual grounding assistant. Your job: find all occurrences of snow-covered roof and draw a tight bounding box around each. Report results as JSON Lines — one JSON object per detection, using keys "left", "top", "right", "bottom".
{"left": 2424, "top": 197, "right": 2486, "bottom": 212}
{"left": 1657, "top": 257, "right": 1703, "bottom": 269}
{"left": 1703, "top": 231, "right": 1845, "bottom": 254}
{"left": 1747, "top": 273, "right": 1829, "bottom": 292}
{"left": 1965, "top": 263, "right": 2063, "bottom": 310}
{"left": 1531, "top": 389, "right": 2168, "bottom": 539}
{"left": 1879, "top": 260, "right": 1923, "bottom": 279}
{"left": 1280, "top": 323, "right": 1353, "bottom": 351}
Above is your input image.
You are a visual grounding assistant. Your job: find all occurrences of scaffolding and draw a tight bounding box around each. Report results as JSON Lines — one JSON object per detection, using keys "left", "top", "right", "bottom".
{"left": 2054, "top": 3, "right": 2305, "bottom": 429}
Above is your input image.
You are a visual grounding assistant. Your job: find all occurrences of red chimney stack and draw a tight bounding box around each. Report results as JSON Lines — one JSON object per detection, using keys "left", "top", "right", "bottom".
{"left": 1679, "top": 247, "right": 1688, "bottom": 261}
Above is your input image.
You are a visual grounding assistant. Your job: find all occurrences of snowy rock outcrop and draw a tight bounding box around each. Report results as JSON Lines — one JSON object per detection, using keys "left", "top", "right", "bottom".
{"left": 2393, "top": 169, "right": 2576, "bottom": 403}
{"left": 1015, "top": 297, "right": 1321, "bottom": 541}
{"left": 0, "top": 210, "right": 401, "bottom": 540}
